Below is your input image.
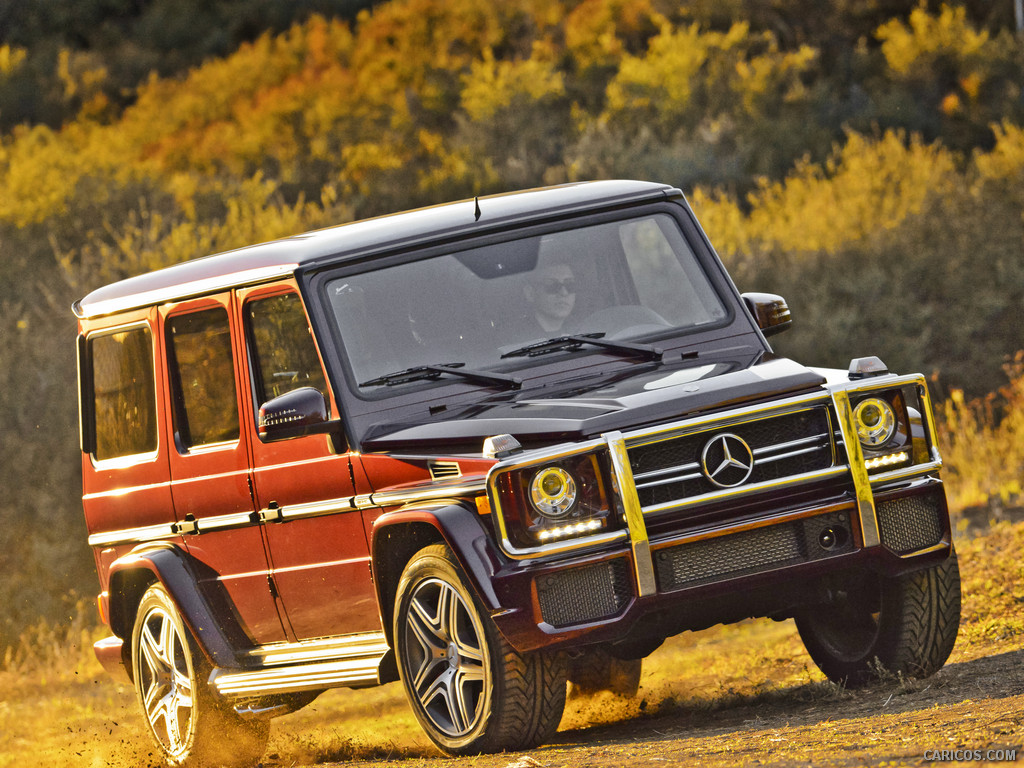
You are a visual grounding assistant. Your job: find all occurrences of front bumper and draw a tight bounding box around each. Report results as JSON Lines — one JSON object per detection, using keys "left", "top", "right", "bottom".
{"left": 490, "top": 477, "right": 950, "bottom": 652}
{"left": 485, "top": 375, "right": 953, "bottom": 653}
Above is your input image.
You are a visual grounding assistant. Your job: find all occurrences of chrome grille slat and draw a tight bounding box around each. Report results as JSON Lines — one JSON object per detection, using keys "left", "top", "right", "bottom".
{"left": 642, "top": 466, "right": 849, "bottom": 517}
{"left": 752, "top": 433, "right": 831, "bottom": 456}
{"left": 627, "top": 404, "right": 838, "bottom": 515}
{"left": 633, "top": 461, "right": 702, "bottom": 483}
{"left": 637, "top": 470, "right": 704, "bottom": 490}
{"left": 757, "top": 442, "right": 831, "bottom": 464}
{"left": 635, "top": 437, "right": 831, "bottom": 491}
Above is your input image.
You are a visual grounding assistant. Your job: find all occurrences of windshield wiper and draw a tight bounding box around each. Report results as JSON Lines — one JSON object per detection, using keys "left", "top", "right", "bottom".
{"left": 500, "top": 332, "right": 663, "bottom": 361}
{"left": 360, "top": 362, "right": 521, "bottom": 389}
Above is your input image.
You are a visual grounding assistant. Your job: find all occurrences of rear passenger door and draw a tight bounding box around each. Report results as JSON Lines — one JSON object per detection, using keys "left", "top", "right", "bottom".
{"left": 162, "top": 296, "right": 286, "bottom": 646}
{"left": 239, "top": 284, "right": 380, "bottom": 641}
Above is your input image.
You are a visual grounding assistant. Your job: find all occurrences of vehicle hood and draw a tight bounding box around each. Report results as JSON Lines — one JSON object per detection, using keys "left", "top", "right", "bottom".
{"left": 360, "top": 356, "right": 828, "bottom": 453}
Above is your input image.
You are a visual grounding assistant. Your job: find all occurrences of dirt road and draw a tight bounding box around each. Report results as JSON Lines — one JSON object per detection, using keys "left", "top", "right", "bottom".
{"left": 3, "top": 525, "right": 1021, "bottom": 768}
{"left": 253, "top": 619, "right": 1024, "bottom": 768}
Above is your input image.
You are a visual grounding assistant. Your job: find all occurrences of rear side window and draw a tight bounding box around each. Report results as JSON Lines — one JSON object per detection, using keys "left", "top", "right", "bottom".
{"left": 89, "top": 326, "right": 157, "bottom": 461}
{"left": 247, "top": 293, "right": 329, "bottom": 408}
{"left": 167, "top": 308, "right": 240, "bottom": 449}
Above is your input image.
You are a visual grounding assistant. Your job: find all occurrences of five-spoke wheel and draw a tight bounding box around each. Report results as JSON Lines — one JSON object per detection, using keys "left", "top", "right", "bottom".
{"left": 135, "top": 596, "right": 198, "bottom": 755}
{"left": 394, "top": 544, "right": 567, "bottom": 755}
{"left": 131, "top": 585, "right": 268, "bottom": 767}
{"left": 402, "top": 576, "right": 489, "bottom": 738}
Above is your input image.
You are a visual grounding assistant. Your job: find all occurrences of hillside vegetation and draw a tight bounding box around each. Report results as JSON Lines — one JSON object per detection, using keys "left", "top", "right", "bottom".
{"left": 0, "top": 0, "right": 1022, "bottom": 652}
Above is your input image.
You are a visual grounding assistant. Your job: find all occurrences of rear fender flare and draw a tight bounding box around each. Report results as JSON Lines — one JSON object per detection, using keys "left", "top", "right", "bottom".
{"left": 106, "top": 544, "right": 241, "bottom": 669}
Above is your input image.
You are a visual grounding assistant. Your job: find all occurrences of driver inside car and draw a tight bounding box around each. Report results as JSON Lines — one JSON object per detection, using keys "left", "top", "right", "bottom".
{"left": 522, "top": 263, "right": 577, "bottom": 334}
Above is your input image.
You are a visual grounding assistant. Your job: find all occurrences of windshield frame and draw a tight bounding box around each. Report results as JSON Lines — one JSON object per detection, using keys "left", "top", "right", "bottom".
{"left": 301, "top": 200, "right": 766, "bottom": 448}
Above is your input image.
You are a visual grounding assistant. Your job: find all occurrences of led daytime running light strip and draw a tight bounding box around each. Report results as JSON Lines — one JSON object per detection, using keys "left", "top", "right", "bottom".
{"left": 864, "top": 451, "right": 909, "bottom": 471}
{"left": 536, "top": 519, "right": 603, "bottom": 541}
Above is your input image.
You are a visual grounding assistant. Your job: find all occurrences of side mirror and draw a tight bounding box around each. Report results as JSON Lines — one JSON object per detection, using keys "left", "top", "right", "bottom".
{"left": 258, "top": 387, "right": 341, "bottom": 442}
{"left": 742, "top": 292, "right": 792, "bottom": 337}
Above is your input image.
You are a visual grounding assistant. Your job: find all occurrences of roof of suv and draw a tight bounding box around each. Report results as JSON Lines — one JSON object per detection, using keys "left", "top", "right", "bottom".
{"left": 73, "top": 180, "right": 680, "bottom": 319}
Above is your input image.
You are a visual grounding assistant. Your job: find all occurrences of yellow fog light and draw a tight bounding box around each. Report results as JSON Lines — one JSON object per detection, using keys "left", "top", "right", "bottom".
{"left": 530, "top": 466, "right": 577, "bottom": 518}
{"left": 854, "top": 397, "right": 896, "bottom": 447}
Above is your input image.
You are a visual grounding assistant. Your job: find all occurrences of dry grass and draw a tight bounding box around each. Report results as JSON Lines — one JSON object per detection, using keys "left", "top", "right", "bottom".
{"left": 937, "top": 355, "right": 1024, "bottom": 513}
{"left": 2, "top": 520, "right": 1021, "bottom": 767}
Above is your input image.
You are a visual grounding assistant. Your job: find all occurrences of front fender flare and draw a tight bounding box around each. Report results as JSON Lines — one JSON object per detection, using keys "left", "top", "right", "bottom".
{"left": 371, "top": 501, "right": 507, "bottom": 645}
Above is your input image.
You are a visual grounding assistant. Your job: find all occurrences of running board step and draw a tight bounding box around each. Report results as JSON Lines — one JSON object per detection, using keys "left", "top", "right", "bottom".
{"left": 211, "top": 655, "right": 385, "bottom": 698}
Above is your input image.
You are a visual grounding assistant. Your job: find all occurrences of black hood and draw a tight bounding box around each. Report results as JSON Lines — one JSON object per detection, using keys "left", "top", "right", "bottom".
{"left": 361, "top": 356, "right": 827, "bottom": 453}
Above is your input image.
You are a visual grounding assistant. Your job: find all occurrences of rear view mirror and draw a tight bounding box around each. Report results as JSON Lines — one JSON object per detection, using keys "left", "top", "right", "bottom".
{"left": 742, "top": 292, "right": 792, "bottom": 337}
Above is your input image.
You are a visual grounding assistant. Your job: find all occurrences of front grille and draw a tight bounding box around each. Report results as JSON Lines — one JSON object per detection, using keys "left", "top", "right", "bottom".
{"left": 877, "top": 493, "right": 944, "bottom": 553}
{"left": 629, "top": 407, "right": 835, "bottom": 509}
{"left": 655, "top": 511, "right": 854, "bottom": 591}
{"left": 536, "top": 559, "right": 632, "bottom": 628}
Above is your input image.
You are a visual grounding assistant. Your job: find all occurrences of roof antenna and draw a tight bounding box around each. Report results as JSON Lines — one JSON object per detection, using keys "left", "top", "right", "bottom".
{"left": 474, "top": 196, "right": 482, "bottom": 221}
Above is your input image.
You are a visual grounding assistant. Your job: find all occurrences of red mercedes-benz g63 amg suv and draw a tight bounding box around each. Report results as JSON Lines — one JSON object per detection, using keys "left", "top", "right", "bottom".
{"left": 76, "top": 181, "right": 959, "bottom": 766}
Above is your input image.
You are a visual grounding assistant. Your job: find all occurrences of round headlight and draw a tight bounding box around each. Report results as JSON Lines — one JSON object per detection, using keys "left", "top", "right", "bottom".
{"left": 854, "top": 397, "right": 896, "bottom": 447}
{"left": 529, "top": 466, "right": 577, "bottom": 518}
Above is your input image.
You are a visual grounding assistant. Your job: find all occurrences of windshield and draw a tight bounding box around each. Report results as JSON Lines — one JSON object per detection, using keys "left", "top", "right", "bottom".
{"left": 325, "top": 213, "right": 728, "bottom": 391}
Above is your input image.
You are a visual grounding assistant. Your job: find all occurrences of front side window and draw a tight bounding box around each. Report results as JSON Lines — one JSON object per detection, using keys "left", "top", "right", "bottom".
{"left": 90, "top": 326, "right": 157, "bottom": 460}
{"left": 325, "top": 213, "right": 728, "bottom": 391}
{"left": 247, "top": 293, "right": 329, "bottom": 408}
{"left": 167, "top": 308, "right": 239, "bottom": 448}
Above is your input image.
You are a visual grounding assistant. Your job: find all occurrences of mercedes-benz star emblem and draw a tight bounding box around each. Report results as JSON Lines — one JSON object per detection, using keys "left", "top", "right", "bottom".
{"left": 701, "top": 433, "right": 755, "bottom": 488}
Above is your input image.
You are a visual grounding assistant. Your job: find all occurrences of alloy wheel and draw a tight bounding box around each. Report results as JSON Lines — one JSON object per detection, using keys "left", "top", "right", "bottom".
{"left": 402, "top": 577, "right": 487, "bottom": 737}
{"left": 137, "top": 605, "right": 195, "bottom": 756}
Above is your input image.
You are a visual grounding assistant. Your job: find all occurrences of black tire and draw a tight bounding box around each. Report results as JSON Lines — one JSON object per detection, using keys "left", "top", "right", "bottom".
{"left": 796, "top": 551, "right": 961, "bottom": 687}
{"left": 131, "top": 584, "right": 269, "bottom": 767}
{"left": 568, "top": 648, "right": 642, "bottom": 698}
{"left": 393, "top": 544, "right": 567, "bottom": 755}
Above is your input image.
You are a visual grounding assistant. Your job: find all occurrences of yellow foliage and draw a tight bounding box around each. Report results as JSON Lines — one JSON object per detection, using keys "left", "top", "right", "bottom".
{"left": 693, "top": 131, "right": 957, "bottom": 263}
{"left": 56, "top": 49, "right": 108, "bottom": 101}
{"left": 0, "top": 121, "right": 132, "bottom": 229}
{"left": 1, "top": 598, "right": 103, "bottom": 680}
{"left": 956, "top": 522, "right": 1024, "bottom": 645}
{"left": 415, "top": 134, "right": 484, "bottom": 193}
{"left": 876, "top": 4, "right": 989, "bottom": 75}
{"left": 605, "top": 22, "right": 747, "bottom": 115}
{"left": 58, "top": 174, "right": 348, "bottom": 290}
{"left": 564, "top": 0, "right": 666, "bottom": 70}
{"left": 603, "top": 20, "right": 817, "bottom": 130}
{"left": 938, "top": 354, "right": 1024, "bottom": 513}
{"left": 731, "top": 43, "right": 817, "bottom": 114}
{"left": 0, "top": 44, "right": 27, "bottom": 77}
{"left": 940, "top": 91, "right": 961, "bottom": 116}
{"left": 974, "top": 121, "right": 1024, "bottom": 182}
{"left": 461, "top": 45, "right": 565, "bottom": 121}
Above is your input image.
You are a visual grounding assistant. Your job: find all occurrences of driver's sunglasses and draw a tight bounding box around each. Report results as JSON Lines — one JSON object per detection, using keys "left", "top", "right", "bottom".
{"left": 539, "top": 278, "right": 576, "bottom": 295}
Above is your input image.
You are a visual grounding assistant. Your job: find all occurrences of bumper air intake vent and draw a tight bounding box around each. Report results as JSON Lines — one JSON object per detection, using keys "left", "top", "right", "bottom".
{"left": 537, "top": 559, "right": 632, "bottom": 628}
{"left": 655, "top": 511, "right": 854, "bottom": 591}
{"left": 876, "top": 493, "right": 945, "bottom": 553}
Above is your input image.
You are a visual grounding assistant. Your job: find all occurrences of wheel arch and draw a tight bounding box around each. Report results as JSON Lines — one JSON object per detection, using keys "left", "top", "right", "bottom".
{"left": 371, "top": 501, "right": 505, "bottom": 653}
{"left": 106, "top": 544, "right": 242, "bottom": 671}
